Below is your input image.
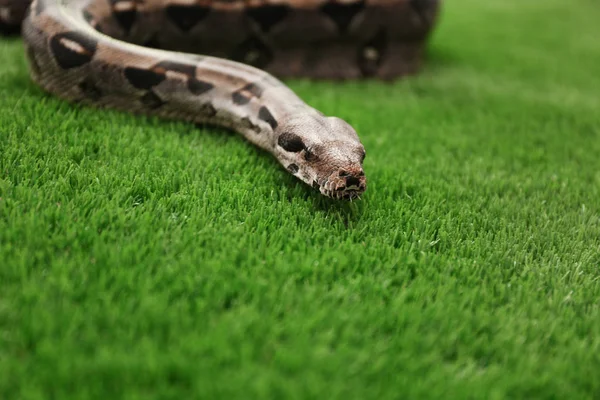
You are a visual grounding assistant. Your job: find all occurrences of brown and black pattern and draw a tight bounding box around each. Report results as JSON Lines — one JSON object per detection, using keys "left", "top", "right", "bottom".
{"left": 232, "top": 82, "right": 263, "bottom": 105}
{"left": 246, "top": 5, "right": 290, "bottom": 33}
{"left": 187, "top": 78, "right": 214, "bottom": 95}
{"left": 5, "top": 0, "right": 441, "bottom": 80}
{"left": 123, "top": 66, "right": 165, "bottom": 89}
{"left": 258, "top": 106, "right": 277, "bottom": 130}
{"left": 153, "top": 60, "right": 196, "bottom": 77}
{"left": 6, "top": 0, "right": 443, "bottom": 200}
{"left": 165, "top": 3, "right": 210, "bottom": 32}
{"left": 109, "top": 0, "right": 142, "bottom": 33}
{"left": 123, "top": 61, "right": 214, "bottom": 95}
{"left": 49, "top": 31, "right": 97, "bottom": 69}
{"left": 153, "top": 60, "right": 214, "bottom": 95}
{"left": 319, "top": 0, "right": 365, "bottom": 33}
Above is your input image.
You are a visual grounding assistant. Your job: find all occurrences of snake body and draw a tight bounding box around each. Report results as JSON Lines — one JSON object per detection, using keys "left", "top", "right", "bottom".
{"left": 1, "top": 0, "right": 439, "bottom": 199}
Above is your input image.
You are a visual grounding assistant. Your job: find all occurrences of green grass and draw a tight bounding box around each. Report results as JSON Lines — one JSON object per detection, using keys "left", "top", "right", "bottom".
{"left": 1, "top": 0, "right": 599, "bottom": 398}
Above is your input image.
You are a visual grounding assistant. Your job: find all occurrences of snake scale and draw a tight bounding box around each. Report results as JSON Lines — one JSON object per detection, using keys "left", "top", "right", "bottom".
{"left": 1, "top": 0, "right": 439, "bottom": 200}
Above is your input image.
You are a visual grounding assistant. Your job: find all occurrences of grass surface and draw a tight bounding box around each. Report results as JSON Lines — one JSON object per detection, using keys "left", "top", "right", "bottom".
{"left": 1, "top": 0, "right": 600, "bottom": 398}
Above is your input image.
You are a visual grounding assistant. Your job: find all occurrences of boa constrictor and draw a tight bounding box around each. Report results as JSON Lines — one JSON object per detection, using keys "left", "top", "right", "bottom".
{"left": 0, "top": 0, "right": 439, "bottom": 200}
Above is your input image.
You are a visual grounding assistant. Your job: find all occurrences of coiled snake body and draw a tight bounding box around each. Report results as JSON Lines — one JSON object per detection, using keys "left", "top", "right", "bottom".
{"left": 1, "top": 0, "right": 439, "bottom": 199}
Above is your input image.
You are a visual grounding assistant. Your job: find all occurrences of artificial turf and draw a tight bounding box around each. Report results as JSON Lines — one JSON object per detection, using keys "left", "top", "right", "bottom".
{"left": 1, "top": 0, "right": 599, "bottom": 398}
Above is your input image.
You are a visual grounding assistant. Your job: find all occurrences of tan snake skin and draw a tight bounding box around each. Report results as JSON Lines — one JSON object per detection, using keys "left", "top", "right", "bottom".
{"left": 1, "top": 0, "right": 440, "bottom": 199}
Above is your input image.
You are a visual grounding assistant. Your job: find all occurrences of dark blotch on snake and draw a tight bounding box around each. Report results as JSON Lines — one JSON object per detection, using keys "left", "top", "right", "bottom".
{"left": 49, "top": 31, "right": 97, "bottom": 69}
{"left": 200, "top": 103, "right": 217, "bottom": 117}
{"left": 151, "top": 61, "right": 213, "bottom": 94}
{"left": 140, "top": 91, "right": 164, "bottom": 109}
{"left": 188, "top": 78, "right": 214, "bottom": 95}
{"left": 287, "top": 164, "right": 299, "bottom": 174}
{"left": 124, "top": 66, "right": 166, "bottom": 89}
{"left": 232, "top": 92, "right": 250, "bottom": 105}
{"left": 113, "top": 9, "right": 137, "bottom": 34}
{"left": 278, "top": 132, "right": 305, "bottom": 152}
{"left": 232, "top": 82, "right": 262, "bottom": 105}
{"left": 258, "top": 106, "right": 277, "bottom": 129}
{"left": 246, "top": 5, "right": 290, "bottom": 32}
{"left": 165, "top": 4, "right": 210, "bottom": 32}
{"left": 153, "top": 60, "right": 196, "bottom": 77}
{"left": 242, "top": 83, "right": 263, "bottom": 98}
{"left": 320, "top": 0, "right": 365, "bottom": 32}
{"left": 109, "top": 0, "right": 140, "bottom": 33}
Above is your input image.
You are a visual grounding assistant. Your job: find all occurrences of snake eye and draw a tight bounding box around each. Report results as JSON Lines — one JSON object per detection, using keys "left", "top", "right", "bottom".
{"left": 278, "top": 132, "right": 305, "bottom": 152}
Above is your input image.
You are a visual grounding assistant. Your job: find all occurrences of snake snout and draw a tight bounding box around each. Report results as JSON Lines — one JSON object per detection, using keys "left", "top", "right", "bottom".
{"left": 338, "top": 168, "right": 365, "bottom": 187}
{"left": 327, "top": 167, "right": 366, "bottom": 200}
{"left": 345, "top": 176, "right": 361, "bottom": 187}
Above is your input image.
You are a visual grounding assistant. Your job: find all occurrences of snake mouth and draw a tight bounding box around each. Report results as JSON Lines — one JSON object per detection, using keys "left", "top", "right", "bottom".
{"left": 321, "top": 187, "right": 364, "bottom": 200}
{"left": 317, "top": 171, "right": 366, "bottom": 200}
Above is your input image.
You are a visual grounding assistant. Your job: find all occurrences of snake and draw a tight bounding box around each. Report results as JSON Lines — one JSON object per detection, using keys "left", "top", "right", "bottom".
{"left": 0, "top": 0, "right": 439, "bottom": 200}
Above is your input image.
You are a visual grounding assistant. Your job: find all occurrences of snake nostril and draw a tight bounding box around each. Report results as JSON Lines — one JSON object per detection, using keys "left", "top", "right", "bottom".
{"left": 346, "top": 176, "right": 360, "bottom": 186}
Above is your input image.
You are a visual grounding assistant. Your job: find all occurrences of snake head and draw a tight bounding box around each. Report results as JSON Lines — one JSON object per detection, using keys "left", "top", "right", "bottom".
{"left": 275, "top": 112, "right": 367, "bottom": 200}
